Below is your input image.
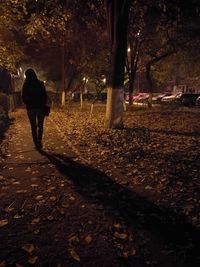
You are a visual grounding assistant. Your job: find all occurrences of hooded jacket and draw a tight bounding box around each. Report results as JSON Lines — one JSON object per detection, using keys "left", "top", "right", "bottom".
{"left": 22, "top": 69, "right": 47, "bottom": 109}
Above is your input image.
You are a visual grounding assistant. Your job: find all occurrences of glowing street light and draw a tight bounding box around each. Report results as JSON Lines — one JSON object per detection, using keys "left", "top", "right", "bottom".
{"left": 83, "top": 77, "right": 88, "bottom": 83}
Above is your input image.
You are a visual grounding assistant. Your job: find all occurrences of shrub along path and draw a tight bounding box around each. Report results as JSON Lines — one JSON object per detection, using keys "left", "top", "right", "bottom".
{"left": 0, "top": 105, "right": 199, "bottom": 267}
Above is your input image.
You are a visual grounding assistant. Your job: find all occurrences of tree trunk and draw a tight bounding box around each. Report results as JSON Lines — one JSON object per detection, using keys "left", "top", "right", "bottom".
{"left": 146, "top": 62, "right": 153, "bottom": 108}
{"left": 61, "top": 42, "right": 65, "bottom": 106}
{"left": 106, "top": 86, "right": 125, "bottom": 128}
{"left": 105, "top": 0, "right": 131, "bottom": 128}
{"left": 145, "top": 50, "right": 175, "bottom": 94}
{"left": 80, "top": 90, "right": 83, "bottom": 109}
{"left": 146, "top": 62, "right": 153, "bottom": 93}
{"left": 128, "top": 37, "right": 140, "bottom": 105}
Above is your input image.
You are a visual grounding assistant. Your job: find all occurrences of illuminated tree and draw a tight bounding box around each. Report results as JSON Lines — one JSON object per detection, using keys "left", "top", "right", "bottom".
{"left": 22, "top": 0, "right": 107, "bottom": 105}
{"left": 0, "top": 1, "right": 25, "bottom": 71}
{"left": 104, "top": 0, "right": 131, "bottom": 129}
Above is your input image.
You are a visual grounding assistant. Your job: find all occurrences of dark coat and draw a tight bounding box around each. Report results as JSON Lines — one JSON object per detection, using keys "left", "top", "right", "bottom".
{"left": 22, "top": 79, "right": 47, "bottom": 109}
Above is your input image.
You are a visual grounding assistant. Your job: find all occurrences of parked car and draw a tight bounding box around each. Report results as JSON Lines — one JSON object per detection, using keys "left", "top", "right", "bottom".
{"left": 180, "top": 93, "right": 200, "bottom": 106}
{"left": 133, "top": 93, "right": 149, "bottom": 102}
{"left": 161, "top": 92, "right": 182, "bottom": 103}
{"left": 125, "top": 92, "right": 149, "bottom": 103}
{"left": 196, "top": 96, "right": 200, "bottom": 106}
{"left": 125, "top": 93, "right": 139, "bottom": 102}
{"left": 152, "top": 92, "right": 172, "bottom": 102}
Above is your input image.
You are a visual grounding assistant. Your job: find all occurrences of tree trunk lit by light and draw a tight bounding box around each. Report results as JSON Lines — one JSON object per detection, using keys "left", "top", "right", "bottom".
{"left": 61, "top": 42, "right": 65, "bottom": 106}
{"left": 106, "top": 86, "right": 124, "bottom": 128}
{"left": 105, "top": 0, "right": 131, "bottom": 128}
{"left": 80, "top": 90, "right": 83, "bottom": 109}
{"left": 127, "top": 35, "right": 140, "bottom": 106}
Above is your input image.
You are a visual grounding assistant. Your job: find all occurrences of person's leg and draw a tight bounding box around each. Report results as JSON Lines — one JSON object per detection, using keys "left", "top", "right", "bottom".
{"left": 37, "top": 109, "right": 45, "bottom": 148}
{"left": 27, "top": 109, "right": 38, "bottom": 146}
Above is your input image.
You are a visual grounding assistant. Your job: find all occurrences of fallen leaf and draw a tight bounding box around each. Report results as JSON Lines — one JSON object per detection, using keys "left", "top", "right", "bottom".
{"left": 118, "top": 233, "right": 128, "bottom": 240}
{"left": 33, "top": 229, "right": 40, "bottom": 235}
{"left": 31, "top": 218, "right": 40, "bottom": 224}
{"left": 31, "top": 184, "right": 39, "bottom": 188}
{"left": 69, "top": 249, "right": 80, "bottom": 262}
{"left": 14, "top": 214, "right": 24, "bottom": 219}
{"left": 122, "top": 251, "right": 129, "bottom": 258}
{"left": 68, "top": 235, "right": 79, "bottom": 244}
{"left": 60, "top": 208, "right": 65, "bottom": 215}
{"left": 49, "top": 196, "right": 57, "bottom": 201}
{"left": 12, "top": 181, "right": 20, "bottom": 185}
{"left": 35, "top": 195, "right": 43, "bottom": 201}
{"left": 16, "top": 190, "right": 27, "bottom": 193}
{"left": 84, "top": 235, "right": 92, "bottom": 244}
{"left": 145, "top": 185, "right": 153, "bottom": 190}
{"left": 47, "top": 215, "right": 54, "bottom": 221}
{"left": 28, "top": 256, "right": 38, "bottom": 264}
{"left": 184, "top": 204, "right": 194, "bottom": 211}
{"left": 114, "top": 232, "right": 128, "bottom": 240}
{"left": 22, "top": 244, "right": 35, "bottom": 254}
{"left": 130, "top": 248, "right": 137, "bottom": 256}
{"left": 0, "top": 219, "right": 8, "bottom": 227}
{"left": 49, "top": 186, "right": 56, "bottom": 190}
{"left": 4, "top": 207, "right": 14, "bottom": 213}
{"left": 113, "top": 223, "right": 121, "bottom": 229}
{"left": 62, "top": 203, "right": 69, "bottom": 208}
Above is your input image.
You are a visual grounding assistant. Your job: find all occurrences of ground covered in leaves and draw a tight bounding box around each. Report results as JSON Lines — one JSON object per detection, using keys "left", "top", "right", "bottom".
{"left": 52, "top": 103, "right": 200, "bottom": 227}
{"left": 0, "top": 103, "right": 199, "bottom": 267}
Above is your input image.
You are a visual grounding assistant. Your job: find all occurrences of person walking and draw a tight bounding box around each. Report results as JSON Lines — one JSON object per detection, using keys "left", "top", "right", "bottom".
{"left": 22, "top": 68, "right": 47, "bottom": 149}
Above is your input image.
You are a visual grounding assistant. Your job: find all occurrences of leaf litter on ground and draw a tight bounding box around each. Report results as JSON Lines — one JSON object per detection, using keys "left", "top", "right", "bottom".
{"left": 0, "top": 104, "right": 199, "bottom": 266}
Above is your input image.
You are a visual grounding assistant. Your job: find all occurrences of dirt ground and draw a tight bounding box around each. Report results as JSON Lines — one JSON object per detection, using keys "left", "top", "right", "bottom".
{"left": 0, "top": 104, "right": 199, "bottom": 267}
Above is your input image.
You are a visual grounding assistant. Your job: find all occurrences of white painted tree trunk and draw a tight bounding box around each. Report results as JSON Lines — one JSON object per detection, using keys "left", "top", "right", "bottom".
{"left": 105, "top": 86, "right": 124, "bottom": 128}
{"left": 80, "top": 91, "right": 83, "bottom": 109}
{"left": 61, "top": 91, "right": 65, "bottom": 106}
{"left": 104, "top": 0, "right": 131, "bottom": 129}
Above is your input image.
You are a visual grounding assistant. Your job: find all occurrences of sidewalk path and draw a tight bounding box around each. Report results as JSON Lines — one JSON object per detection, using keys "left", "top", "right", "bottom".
{"left": 0, "top": 108, "right": 119, "bottom": 266}
{"left": 0, "top": 107, "right": 78, "bottom": 207}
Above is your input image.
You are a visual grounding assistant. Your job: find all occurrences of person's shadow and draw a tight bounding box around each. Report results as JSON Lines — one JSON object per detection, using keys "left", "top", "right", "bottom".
{"left": 39, "top": 149, "right": 200, "bottom": 266}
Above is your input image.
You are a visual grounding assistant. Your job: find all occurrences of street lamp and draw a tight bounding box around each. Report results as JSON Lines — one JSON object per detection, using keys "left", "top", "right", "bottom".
{"left": 83, "top": 77, "right": 88, "bottom": 83}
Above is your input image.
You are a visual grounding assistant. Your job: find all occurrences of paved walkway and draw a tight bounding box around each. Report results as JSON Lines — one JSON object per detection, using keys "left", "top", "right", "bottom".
{"left": 1, "top": 108, "right": 78, "bottom": 194}
{"left": 0, "top": 108, "right": 97, "bottom": 266}
{"left": 1, "top": 107, "right": 85, "bottom": 191}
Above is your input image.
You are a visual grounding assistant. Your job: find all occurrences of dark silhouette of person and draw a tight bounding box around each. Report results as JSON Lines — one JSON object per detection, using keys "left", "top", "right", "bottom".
{"left": 22, "top": 68, "right": 47, "bottom": 149}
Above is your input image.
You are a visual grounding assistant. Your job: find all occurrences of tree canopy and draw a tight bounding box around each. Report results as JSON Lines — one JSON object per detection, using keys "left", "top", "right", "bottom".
{"left": 0, "top": 0, "right": 199, "bottom": 95}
